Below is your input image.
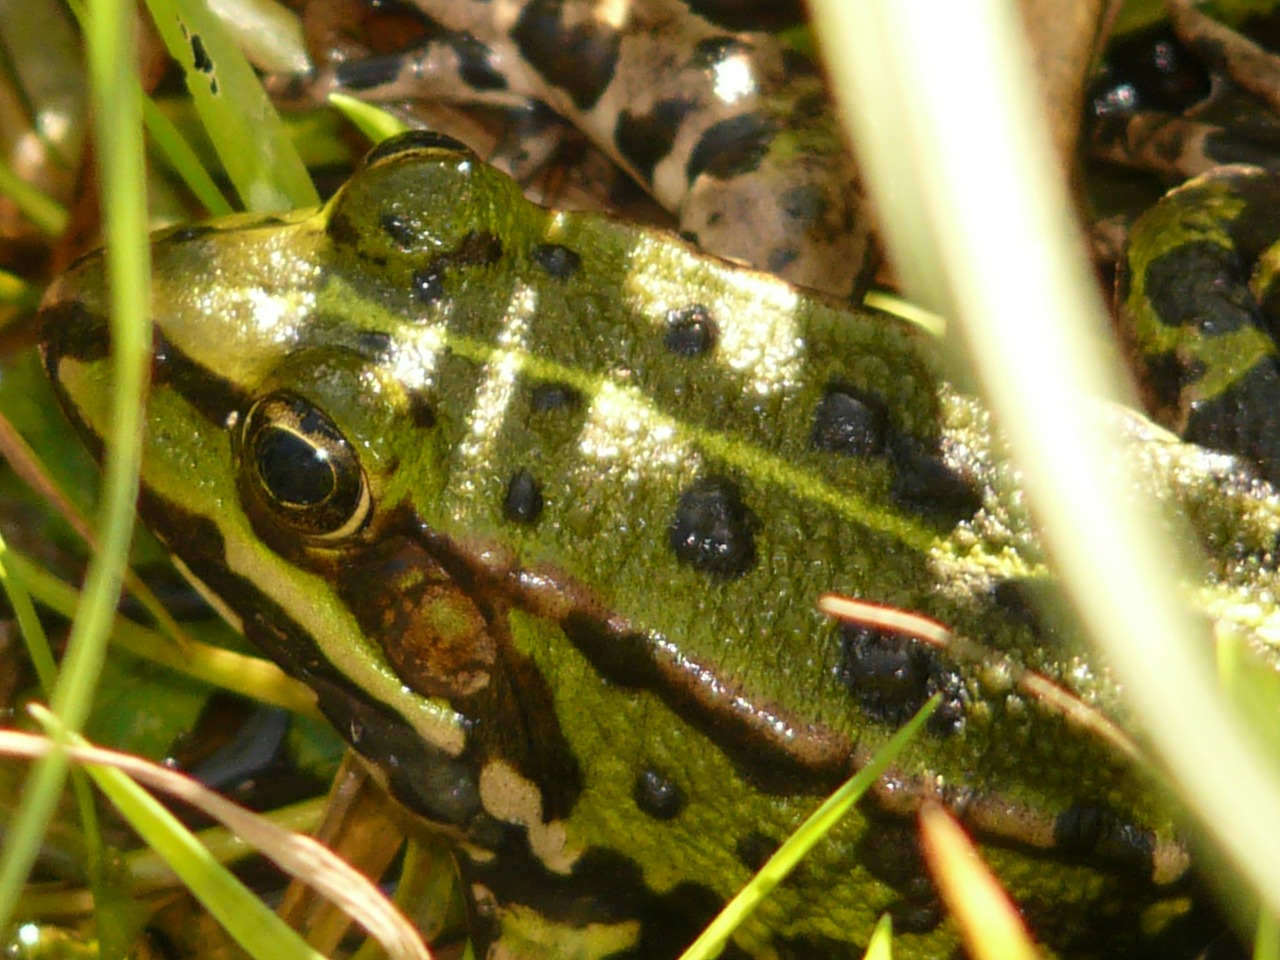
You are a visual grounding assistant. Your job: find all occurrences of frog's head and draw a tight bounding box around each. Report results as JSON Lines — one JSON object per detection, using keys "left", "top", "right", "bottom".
{"left": 36, "top": 134, "right": 561, "bottom": 822}
{"left": 39, "top": 131, "right": 533, "bottom": 556}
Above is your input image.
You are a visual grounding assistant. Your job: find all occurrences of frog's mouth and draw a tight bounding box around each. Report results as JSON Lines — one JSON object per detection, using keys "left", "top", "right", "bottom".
{"left": 135, "top": 473, "right": 494, "bottom": 827}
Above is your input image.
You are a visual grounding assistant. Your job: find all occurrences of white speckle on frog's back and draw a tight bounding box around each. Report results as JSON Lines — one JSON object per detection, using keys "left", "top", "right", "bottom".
{"left": 624, "top": 234, "right": 804, "bottom": 394}
{"left": 575, "top": 380, "right": 694, "bottom": 481}
{"left": 456, "top": 281, "right": 539, "bottom": 479}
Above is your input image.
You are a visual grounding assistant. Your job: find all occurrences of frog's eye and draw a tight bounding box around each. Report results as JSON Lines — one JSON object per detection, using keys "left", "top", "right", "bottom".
{"left": 238, "top": 392, "right": 371, "bottom": 540}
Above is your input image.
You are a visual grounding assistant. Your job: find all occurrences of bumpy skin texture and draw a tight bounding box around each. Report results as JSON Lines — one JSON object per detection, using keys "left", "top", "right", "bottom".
{"left": 306, "top": 0, "right": 874, "bottom": 298}
{"left": 39, "top": 137, "right": 1280, "bottom": 958}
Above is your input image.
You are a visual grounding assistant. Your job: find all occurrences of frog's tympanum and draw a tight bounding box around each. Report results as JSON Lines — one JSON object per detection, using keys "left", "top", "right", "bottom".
{"left": 39, "top": 128, "right": 1280, "bottom": 958}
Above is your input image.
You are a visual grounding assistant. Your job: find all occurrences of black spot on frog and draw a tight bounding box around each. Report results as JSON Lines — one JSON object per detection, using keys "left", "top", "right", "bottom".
{"left": 835, "top": 623, "right": 965, "bottom": 734}
{"left": 531, "top": 243, "right": 583, "bottom": 280}
{"left": 503, "top": 469, "right": 545, "bottom": 524}
{"left": 668, "top": 476, "right": 758, "bottom": 581}
{"left": 663, "top": 304, "right": 717, "bottom": 357}
{"left": 633, "top": 768, "right": 687, "bottom": 820}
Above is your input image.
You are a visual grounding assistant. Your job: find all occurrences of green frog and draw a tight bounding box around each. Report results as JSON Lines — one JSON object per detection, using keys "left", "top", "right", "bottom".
{"left": 37, "top": 128, "right": 1280, "bottom": 959}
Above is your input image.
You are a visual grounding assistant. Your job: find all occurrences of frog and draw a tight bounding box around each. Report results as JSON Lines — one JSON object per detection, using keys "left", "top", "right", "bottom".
{"left": 1118, "top": 163, "right": 1280, "bottom": 487}
{"left": 38, "top": 128, "right": 1280, "bottom": 959}
{"left": 1084, "top": 7, "right": 1280, "bottom": 487}
{"left": 275, "top": 0, "right": 874, "bottom": 300}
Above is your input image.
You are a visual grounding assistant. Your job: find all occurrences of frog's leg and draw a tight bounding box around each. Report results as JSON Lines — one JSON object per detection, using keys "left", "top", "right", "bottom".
{"left": 1119, "top": 164, "right": 1280, "bottom": 484}
{"left": 1168, "top": 0, "right": 1280, "bottom": 116}
{"left": 1089, "top": 112, "right": 1280, "bottom": 180}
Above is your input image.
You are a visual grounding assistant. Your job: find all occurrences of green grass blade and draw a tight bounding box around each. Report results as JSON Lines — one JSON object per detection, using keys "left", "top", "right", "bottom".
{"left": 1257, "top": 910, "right": 1279, "bottom": 960}
{"left": 29, "top": 718, "right": 325, "bottom": 960}
{"left": 5, "top": 548, "right": 320, "bottom": 717}
{"left": 142, "top": 96, "right": 234, "bottom": 216}
{"left": 0, "top": 269, "right": 41, "bottom": 315}
{"left": 328, "top": 93, "right": 409, "bottom": 145}
{"left": 142, "top": 0, "right": 316, "bottom": 210}
{"left": 678, "top": 696, "right": 938, "bottom": 960}
{"left": 0, "top": 0, "right": 152, "bottom": 932}
{"left": 0, "top": 537, "right": 57, "bottom": 694}
{"left": 811, "top": 0, "right": 1280, "bottom": 918}
{"left": 0, "top": 158, "right": 68, "bottom": 236}
{"left": 862, "top": 915, "right": 893, "bottom": 960}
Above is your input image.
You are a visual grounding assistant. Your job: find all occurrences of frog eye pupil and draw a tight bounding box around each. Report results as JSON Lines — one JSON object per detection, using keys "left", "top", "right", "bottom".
{"left": 239, "top": 392, "right": 371, "bottom": 540}
{"left": 253, "top": 427, "right": 335, "bottom": 507}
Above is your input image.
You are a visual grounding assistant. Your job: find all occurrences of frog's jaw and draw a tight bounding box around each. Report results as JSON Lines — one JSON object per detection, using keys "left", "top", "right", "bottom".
{"left": 39, "top": 236, "right": 482, "bottom": 809}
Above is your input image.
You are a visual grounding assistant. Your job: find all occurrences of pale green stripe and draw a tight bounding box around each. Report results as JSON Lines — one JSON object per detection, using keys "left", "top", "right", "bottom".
{"left": 440, "top": 331, "right": 945, "bottom": 554}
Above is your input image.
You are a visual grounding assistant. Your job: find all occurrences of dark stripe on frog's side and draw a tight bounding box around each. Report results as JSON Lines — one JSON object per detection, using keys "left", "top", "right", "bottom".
{"left": 860, "top": 755, "right": 1170, "bottom": 885}
{"left": 152, "top": 330, "right": 253, "bottom": 426}
{"left": 412, "top": 521, "right": 856, "bottom": 793}
{"left": 136, "top": 493, "right": 490, "bottom": 826}
{"left": 39, "top": 302, "right": 253, "bottom": 430}
{"left": 1121, "top": 166, "right": 1280, "bottom": 484}
{"left": 38, "top": 300, "right": 110, "bottom": 365}
{"left": 1052, "top": 805, "right": 1157, "bottom": 878}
